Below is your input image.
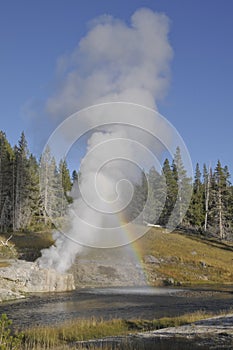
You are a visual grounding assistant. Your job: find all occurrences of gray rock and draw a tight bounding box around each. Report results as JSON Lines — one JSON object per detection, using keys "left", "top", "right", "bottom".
{"left": 0, "top": 288, "right": 25, "bottom": 302}
{"left": 163, "top": 277, "right": 175, "bottom": 286}
{"left": 0, "top": 259, "right": 75, "bottom": 299}
{"left": 69, "top": 246, "right": 147, "bottom": 287}
{"left": 144, "top": 255, "right": 160, "bottom": 264}
{"left": 200, "top": 260, "right": 207, "bottom": 268}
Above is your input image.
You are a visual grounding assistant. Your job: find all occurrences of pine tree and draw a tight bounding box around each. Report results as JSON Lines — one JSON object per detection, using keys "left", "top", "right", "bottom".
{"left": 27, "top": 154, "right": 41, "bottom": 228}
{"left": 59, "top": 160, "right": 72, "bottom": 203}
{"left": 203, "top": 163, "right": 211, "bottom": 232}
{"left": 160, "top": 158, "right": 177, "bottom": 226}
{"left": 212, "top": 160, "right": 231, "bottom": 239}
{"left": 13, "top": 132, "right": 32, "bottom": 230}
{"left": 127, "top": 170, "right": 148, "bottom": 223}
{"left": 144, "top": 167, "right": 166, "bottom": 224}
{"left": 0, "top": 132, "right": 14, "bottom": 231}
{"left": 72, "top": 170, "right": 78, "bottom": 184}
{"left": 227, "top": 183, "right": 233, "bottom": 240}
{"left": 39, "top": 146, "right": 61, "bottom": 225}
{"left": 223, "top": 165, "right": 233, "bottom": 239}
{"left": 187, "top": 163, "right": 205, "bottom": 228}
{"left": 171, "top": 147, "right": 192, "bottom": 228}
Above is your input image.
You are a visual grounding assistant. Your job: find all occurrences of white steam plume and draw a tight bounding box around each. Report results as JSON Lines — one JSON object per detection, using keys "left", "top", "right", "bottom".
{"left": 47, "top": 8, "right": 172, "bottom": 117}
{"left": 38, "top": 8, "right": 176, "bottom": 273}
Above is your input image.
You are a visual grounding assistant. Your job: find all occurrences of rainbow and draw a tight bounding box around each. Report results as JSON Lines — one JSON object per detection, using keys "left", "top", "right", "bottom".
{"left": 117, "top": 215, "right": 149, "bottom": 285}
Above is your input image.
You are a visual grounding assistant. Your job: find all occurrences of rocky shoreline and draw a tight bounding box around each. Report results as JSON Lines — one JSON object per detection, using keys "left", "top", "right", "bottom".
{"left": 0, "top": 255, "right": 230, "bottom": 302}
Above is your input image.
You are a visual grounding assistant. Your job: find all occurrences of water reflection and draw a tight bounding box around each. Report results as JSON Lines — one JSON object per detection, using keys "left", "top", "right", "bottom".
{"left": 85, "top": 286, "right": 183, "bottom": 295}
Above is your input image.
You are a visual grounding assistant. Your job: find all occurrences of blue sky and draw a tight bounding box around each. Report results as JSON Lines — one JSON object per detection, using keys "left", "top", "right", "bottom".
{"left": 1, "top": 0, "right": 233, "bottom": 175}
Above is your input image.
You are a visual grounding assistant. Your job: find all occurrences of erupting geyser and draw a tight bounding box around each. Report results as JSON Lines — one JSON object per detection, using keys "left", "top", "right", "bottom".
{"left": 37, "top": 9, "right": 192, "bottom": 281}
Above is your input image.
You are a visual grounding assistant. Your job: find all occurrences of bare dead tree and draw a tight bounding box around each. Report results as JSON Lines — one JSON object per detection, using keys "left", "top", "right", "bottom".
{"left": 204, "top": 164, "right": 211, "bottom": 232}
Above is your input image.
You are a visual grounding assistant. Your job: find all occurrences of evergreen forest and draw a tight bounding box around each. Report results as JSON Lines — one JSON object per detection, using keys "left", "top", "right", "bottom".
{"left": 0, "top": 131, "right": 232, "bottom": 241}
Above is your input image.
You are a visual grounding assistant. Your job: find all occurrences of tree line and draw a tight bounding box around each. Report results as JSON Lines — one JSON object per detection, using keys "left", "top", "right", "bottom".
{"left": 128, "top": 148, "right": 233, "bottom": 241}
{"left": 0, "top": 131, "right": 232, "bottom": 240}
{"left": 0, "top": 131, "right": 73, "bottom": 232}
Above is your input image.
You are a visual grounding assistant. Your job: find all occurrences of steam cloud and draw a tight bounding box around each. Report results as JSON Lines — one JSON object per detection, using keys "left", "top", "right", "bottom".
{"left": 47, "top": 8, "right": 172, "bottom": 116}
{"left": 38, "top": 8, "right": 174, "bottom": 273}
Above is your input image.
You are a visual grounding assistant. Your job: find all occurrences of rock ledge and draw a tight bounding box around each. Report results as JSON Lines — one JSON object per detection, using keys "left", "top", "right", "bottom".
{"left": 0, "top": 259, "right": 75, "bottom": 301}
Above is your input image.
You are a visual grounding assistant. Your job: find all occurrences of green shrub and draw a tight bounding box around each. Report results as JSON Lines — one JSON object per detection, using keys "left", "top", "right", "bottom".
{"left": 0, "top": 314, "right": 23, "bottom": 350}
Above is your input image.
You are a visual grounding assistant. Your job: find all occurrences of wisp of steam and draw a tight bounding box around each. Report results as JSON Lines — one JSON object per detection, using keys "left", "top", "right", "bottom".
{"left": 38, "top": 9, "right": 192, "bottom": 273}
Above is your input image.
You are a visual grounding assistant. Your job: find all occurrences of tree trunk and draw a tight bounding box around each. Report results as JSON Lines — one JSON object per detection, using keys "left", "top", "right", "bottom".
{"left": 218, "top": 188, "right": 224, "bottom": 240}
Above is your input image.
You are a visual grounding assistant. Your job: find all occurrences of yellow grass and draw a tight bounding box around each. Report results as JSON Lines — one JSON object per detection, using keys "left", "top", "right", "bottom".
{"left": 139, "top": 228, "right": 233, "bottom": 284}
{"left": 22, "top": 310, "right": 222, "bottom": 349}
{"left": 24, "top": 318, "right": 128, "bottom": 348}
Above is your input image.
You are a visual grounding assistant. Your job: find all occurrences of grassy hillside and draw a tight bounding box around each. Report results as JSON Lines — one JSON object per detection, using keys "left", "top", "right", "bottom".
{"left": 1, "top": 228, "right": 233, "bottom": 286}
{"left": 139, "top": 228, "right": 233, "bottom": 285}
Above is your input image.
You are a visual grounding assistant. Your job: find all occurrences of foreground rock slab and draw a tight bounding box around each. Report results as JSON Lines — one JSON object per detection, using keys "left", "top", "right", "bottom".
{"left": 76, "top": 314, "right": 233, "bottom": 350}
{"left": 136, "top": 313, "right": 233, "bottom": 338}
{"left": 0, "top": 259, "right": 75, "bottom": 301}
